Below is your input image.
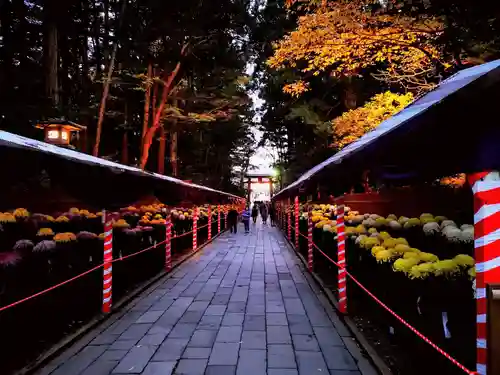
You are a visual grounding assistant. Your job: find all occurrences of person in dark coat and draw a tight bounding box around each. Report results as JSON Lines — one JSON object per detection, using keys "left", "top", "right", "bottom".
{"left": 227, "top": 206, "right": 239, "bottom": 233}
{"left": 260, "top": 203, "right": 268, "bottom": 225}
{"left": 269, "top": 203, "right": 276, "bottom": 227}
{"left": 251, "top": 204, "right": 259, "bottom": 224}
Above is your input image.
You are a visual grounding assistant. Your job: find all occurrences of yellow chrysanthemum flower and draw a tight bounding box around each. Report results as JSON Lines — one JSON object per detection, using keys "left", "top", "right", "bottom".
{"left": 409, "top": 262, "right": 435, "bottom": 279}
{"left": 433, "top": 259, "right": 460, "bottom": 276}
{"left": 375, "top": 249, "right": 396, "bottom": 263}
{"left": 54, "top": 232, "right": 77, "bottom": 243}
{"left": 418, "top": 252, "right": 439, "bottom": 262}
{"left": 371, "top": 246, "right": 385, "bottom": 256}
{"left": 37, "top": 228, "right": 54, "bottom": 236}
{"left": 403, "top": 218, "right": 421, "bottom": 228}
{"left": 393, "top": 258, "right": 420, "bottom": 274}
{"left": 13, "top": 208, "right": 30, "bottom": 218}
{"left": 378, "top": 231, "right": 391, "bottom": 240}
{"left": 55, "top": 215, "right": 70, "bottom": 223}
{"left": 454, "top": 254, "right": 475, "bottom": 268}
{"left": 113, "top": 219, "right": 131, "bottom": 228}
{"left": 0, "top": 213, "right": 16, "bottom": 223}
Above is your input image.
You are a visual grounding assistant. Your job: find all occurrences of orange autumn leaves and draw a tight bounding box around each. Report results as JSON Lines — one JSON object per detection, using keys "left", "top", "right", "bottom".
{"left": 268, "top": 1, "right": 446, "bottom": 95}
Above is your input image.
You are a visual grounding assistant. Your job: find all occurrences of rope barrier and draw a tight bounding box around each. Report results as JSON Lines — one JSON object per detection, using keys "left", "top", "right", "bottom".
{"left": 291, "top": 230, "right": 476, "bottom": 375}
{"left": 0, "top": 218, "right": 221, "bottom": 314}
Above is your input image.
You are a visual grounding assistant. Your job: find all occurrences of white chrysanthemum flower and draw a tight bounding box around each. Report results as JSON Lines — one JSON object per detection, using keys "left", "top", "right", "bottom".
{"left": 423, "top": 222, "right": 440, "bottom": 235}
{"left": 323, "top": 224, "right": 332, "bottom": 232}
{"left": 443, "top": 226, "right": 462, "bottom": 242}
{"left": 460, "top": 227, "right": 474, "bottom": 243}
{"left": 460, "top": 224, "right": 473, "bottom": 231}
{"left": 364, "top": 213, "right": 370, "bottom": 219}
{"left": 362, "top": 218, "right": 376, "bottom": 227}
{"left": 388, "top": 221, "right": 402, "bottom": 230}
{"left": 369, "top": 214, "right": 381, "bottom": 220}
{"left": 351, "top": 215, "right": 364, "bottom": 224}
{"left": 370, "top": 232, "right": 379, "bottom": 237}
{"left": 440, "top": 220, "right": 457, "bottom": 229}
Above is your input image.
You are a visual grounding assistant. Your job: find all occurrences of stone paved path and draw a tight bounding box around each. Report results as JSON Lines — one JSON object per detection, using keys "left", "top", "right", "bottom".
{"left": 36, "top": 222, "right": 376, "bottom": 375}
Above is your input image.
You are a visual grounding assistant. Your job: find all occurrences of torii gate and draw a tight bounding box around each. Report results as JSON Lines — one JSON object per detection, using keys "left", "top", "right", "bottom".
{"left": 245, "top": 173, "right": 276, "bottom": 203}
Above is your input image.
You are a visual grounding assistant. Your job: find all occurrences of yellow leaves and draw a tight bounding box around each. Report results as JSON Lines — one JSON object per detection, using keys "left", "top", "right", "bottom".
{"left": 332, "top": 91, "right": 414, "bottom": 149}
{"left": 267, "top": 2, "right": 446, "bottom": 96}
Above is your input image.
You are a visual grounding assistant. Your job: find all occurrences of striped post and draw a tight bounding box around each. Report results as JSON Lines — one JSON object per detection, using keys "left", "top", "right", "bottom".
{"left": 217, "top": 205, "right": 221, "bottom": 233}
{"left": 336, "top": 199, "right": 347, "bottom": 314}
{"left": 102, "top": 210, "right": 113, "bottom": 313}
{"left": 193, "top": 207, "right": 198, "bottom": 251}
{"left": 224, "top": 206, "right": 228, "bottom": 230}
{"left": 208, "top": 206, "right": 212, "bottom": 241}
{"left": 282, "top": 202, "right": 285, "bottom": 229}
{"left": 469, "top": 171, "right": 500, "bottom": 375}
{"left": 287, "top": 198, "right": 292, "bottom": 241}
{"left": 308, "top": 206, "right": 313, "bottom": 272}
{"left": 165, "top": 216, "right": 172, "bottom": 272}
{"left": 294, "top": 196, "right": 299, "bottom": 249}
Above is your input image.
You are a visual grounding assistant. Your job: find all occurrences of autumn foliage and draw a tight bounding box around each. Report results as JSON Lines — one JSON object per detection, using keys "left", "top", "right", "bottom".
{"left": 268, "top": 1, "right": 447, "bottom": 95}
{"left": 331, "top": 91, "right": 413, "bottom": 149}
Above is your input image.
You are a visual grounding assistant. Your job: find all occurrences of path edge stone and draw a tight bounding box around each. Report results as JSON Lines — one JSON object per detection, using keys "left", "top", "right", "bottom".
{"left": 15, "top": 230, "right": 227, "bottom": 375}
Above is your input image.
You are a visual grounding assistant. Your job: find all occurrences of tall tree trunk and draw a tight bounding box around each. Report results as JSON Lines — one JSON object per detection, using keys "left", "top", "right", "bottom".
{"left": 122, "top": 101, "right": 129, "bottom": 164}
{"left": 121, "top": 131, "right": 128, "bottom": 164}
{"left": 343, "top": 76, "right": 357, "bottom": 110}
{"left": 158, "top": 127, "right": 166, "bottom": 174}
{"left": 139, "top": 44, "right": 188, "bottom": 170}
{"left": 93, "top": 0, "right": 127, "bottom": 157}
{"left": 141, "top": 63, "right": 152, "bottom": 155}
{"left": 169, "top": 98, "right": 178, "bottom": 176}
{"left": 44, "top": 0, "right": 59, "bottom": 109}
{"left": 170, "top": 130, "right": 178, "bottom": 177}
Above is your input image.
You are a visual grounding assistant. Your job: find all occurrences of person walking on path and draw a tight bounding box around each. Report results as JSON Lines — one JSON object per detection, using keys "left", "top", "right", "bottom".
{"left": 251, "top": 204, "right": 259, "bottom": 224}
{"left": 227, "top": 206, "right": 239, "bottom": 234}
{"left": 242, "top": 206, "right": 251, "bottom": 234}
{"left": 269, "top": 203, "right": 276, "bottom": 227}
{"left": 260, "top": 203, "right": 268, "bottom": 225}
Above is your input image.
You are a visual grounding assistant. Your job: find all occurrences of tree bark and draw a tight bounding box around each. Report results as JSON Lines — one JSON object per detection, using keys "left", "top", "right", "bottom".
{"left": 121, "top": 131, "right": 128, "bottom": 164}
{"left": 158, "top": 127, "right": 166, "bottom": 174}
{"left": 170, "top": 130, "right": 178, "bottom": 177}
{"left": 141, "top": 63, "right": 152, "bottom": 155}
{"left": 139, "top": 44, "right": 188, "bottom": 170}
{"left": 93, "top": 0, "right": 127, "bottom": 157}
{"left": 44, "top": 0, "right": 59, "bottom": 108}
{"left": 343, "top": 76, "right": 357, "bottom": 110}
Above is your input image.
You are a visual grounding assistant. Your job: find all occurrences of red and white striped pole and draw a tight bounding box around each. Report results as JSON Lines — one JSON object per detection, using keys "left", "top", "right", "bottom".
{"left": 193, "top": 207, "right": 198, "bottom": 251}
{"left": 308, "top": 206, "right": 313, "bottom": 272}
{"left": 165, "top": 215, "right": 172, "bottom": 272}
{"left": 469, "top": 171, "right": 500, "bottom": 375}
{"left": 336, "top": 198, "right": 347, "bottom": 314}
{"left": 224, "top": 206, "right": 228, "bottom": 230}
{"left": 281, "top": 202, "right": 285, "bottom": 229}
{"left": 208, "top": 206, "right": 212, "bottom": 241}
{"left": 287, "top": 198, "right": 291, "bottom": 241}
{"left": 217, "top": 204, "right": 221, "bottom": 233}
{"left": 102, "top": 210, "right": 113, "bottom": 313}
{"left": 294, "top": 196, "right": 299, "bottom": 249}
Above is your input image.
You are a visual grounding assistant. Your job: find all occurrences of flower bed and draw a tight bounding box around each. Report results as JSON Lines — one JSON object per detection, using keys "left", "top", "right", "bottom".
{"left": 283, "top": 203, "right": 475, "bottom": 375}
{"left": 0, "top": 203, "right": 228, "bottom": 374}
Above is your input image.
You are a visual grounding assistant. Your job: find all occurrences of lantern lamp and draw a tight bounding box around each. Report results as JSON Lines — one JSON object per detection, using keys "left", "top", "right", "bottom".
{"left": 35, "top": 119, "right": 86, "bottom": 149}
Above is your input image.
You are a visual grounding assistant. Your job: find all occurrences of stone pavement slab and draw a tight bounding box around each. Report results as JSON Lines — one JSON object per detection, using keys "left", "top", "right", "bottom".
{"left": 36, "top": 222, "right": 375, "bottom": 375}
